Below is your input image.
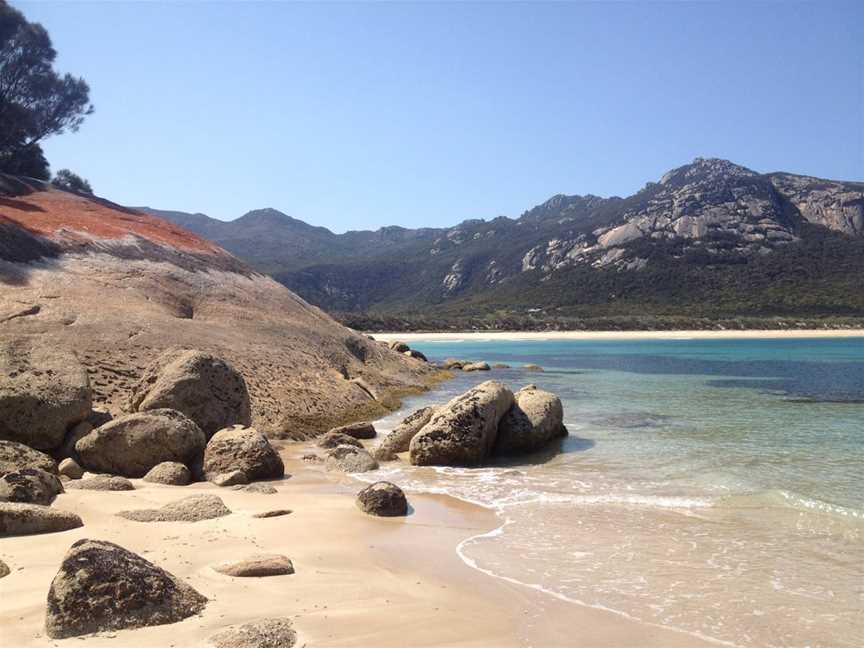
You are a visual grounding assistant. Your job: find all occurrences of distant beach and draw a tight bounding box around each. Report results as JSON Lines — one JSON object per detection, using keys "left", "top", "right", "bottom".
{"left": 374, "top": 329, "right": 864, "bottom": 342}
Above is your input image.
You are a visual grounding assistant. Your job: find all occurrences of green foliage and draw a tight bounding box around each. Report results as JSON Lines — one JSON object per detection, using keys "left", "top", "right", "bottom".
{"left": 51, "top": 168, "right": 92, "bottom": 194}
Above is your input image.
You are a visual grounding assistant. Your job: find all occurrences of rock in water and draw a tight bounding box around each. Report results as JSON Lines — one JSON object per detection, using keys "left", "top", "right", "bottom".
{"left": 0, "top": 440, "right": 57, "bottom": 475}
{"left": 0, "top": 468, "right": 64, "bottom": 505}
{"left": 66, "top": 475, "right": 134, "bottom": 491}
{"left": 493, "top": 386, "right": 566, "bottom": 455}
{"left": 203, "top": 426, "right": 284, "bottom": 482}
{"left": 143, "top": 461, "right": 191, "bottom": 486}
{"left": 373, "top": 406, "right": 437, "bottom": 461}
{"left": 317, "top": 431, "right": 363, "bottom": 449}
{"left": 118, "top": 494, "right": 230, "bottom": 523}
{"left": 129, "top": 349, "right": 252, "bottom": 439}
{"left": 0, "top": 346, "right": 92, "bottom": 451}
{"left": 209, "top": 618, "right": 297, "bottom": 648}
{"left": 441, "top": 358, "right": 465, "bottom": 370}
{"left": 404, "top": 349, "right": 428, "bottom": 362}
{"left": 76, "top": 409, "right": 206, "bottom": 478}
{"left": 58, "top": 458, "right": 84, "bottom": 479}
{"left": 523, "top": 364, "right": 544, "bottom": 372}
{"left": 324, "top": 445, "right": 379, "bottom": 473}
{"left": 356, "top": 481, "right": 408, "bottom": 516}
{"left": 213, "top": 554, "right": 295, "bottom": 577}
{"left": 0, "top": 502, "right": 83, "bottom": 537}
{"left": 462, "top": 361, "right": 490, "bottom": 372}
{"left": 45, "top": 539, "right": 207, "bottom": 639}
{"left": 328, "top": 421, "right": 376, "bottom": 439}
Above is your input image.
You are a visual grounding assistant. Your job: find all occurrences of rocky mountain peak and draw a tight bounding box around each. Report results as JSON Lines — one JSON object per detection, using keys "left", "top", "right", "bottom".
{"left": 659, "top": 157, "right": 759, "bottom": 188}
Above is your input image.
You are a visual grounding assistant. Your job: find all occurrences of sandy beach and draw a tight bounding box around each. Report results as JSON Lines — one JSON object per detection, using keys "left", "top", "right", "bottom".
{"left": 0, "top": 443, "right": 718, "bottom": 648}
{"left": 373, "top": 329, "right": 864, "bottom": 342}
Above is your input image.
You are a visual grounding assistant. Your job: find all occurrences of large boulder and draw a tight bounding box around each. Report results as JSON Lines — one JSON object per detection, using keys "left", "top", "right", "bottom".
{"left": 409, "top": 381, "right": 513, "bottom": 466}
{"left": 213, "top": 554, "right": 294, "bottom": 577}
{"left": 356, "top": 481, "right": 408, "bottom": 516}
{"left": 129, "top": 349, "right": 252, "bottom": 438}
{"left": 45, "top": 539, "right": 208, "bottom": 639}
{"left": 203, "top": 426, "right": 284, "bottom": 483}
{"left": 328, "top": 421, "right": 376, "bottom": 439}
{"left": 373, "top": 406, "right": 437, "bottom": 461}
{"left": 324, "top": 445, "right": 379, "bottom": 473}
{"left": 143, "top": 461, "right": 191, "bottom": 486}
{"left": 0, "top": 440, "right": 57, "bottom": 475}
{"left": 118, "top": 494, "right": 231, "bottom": 523}
{"left": 0, "top": 502, "right": 82, "bottom": 537}
{"left": 317, "top": 431, "right": 362, "bottom": 449}
{"left": 76, "top": 409, "right": 206, "bottom": 478}
{"left": 209, "top": 618, "right": 297, "bottom": 648}
{"left": 0, "top": 347, "right": 92, "bottom": 451}
{"left": 0, "top": 467, "right": 64, "bottom": 505}
{"left": 493, "top": 386, "right": 566, "bottom": 455}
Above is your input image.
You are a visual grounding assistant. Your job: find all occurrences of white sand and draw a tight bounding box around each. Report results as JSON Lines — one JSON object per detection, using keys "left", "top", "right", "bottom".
{"left": 373, "top": 329, "right": 864, "bottom": 342}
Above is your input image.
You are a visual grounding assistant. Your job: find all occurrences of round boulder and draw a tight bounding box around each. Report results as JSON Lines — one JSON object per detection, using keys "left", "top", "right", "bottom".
{"left": 129, "top": 349, "right": 252, "bottom": 439}
{"left": 58, "top": 458, "right": 84, "bottom": 480}
{"left": 493, "top": 386, "right": 566, "bottom": 455}
{"left": 329, "top": 421, "right": 376, "bottom": 439}
{"left": 0, "top": 502, "right": 83, "bottom": 537}
{"left": 356, "top": 481, "right": 408, "bottom": 516}
{"left": 76, "top": 409, "right": 206, "bottom": 478}
{"left": 317, "top": 431, "right": 363, "bottom": 449}
{"left": 0, "top": 467, "right": 64, "bottom": 505}
{"left": 143, "top": 461, "right": 191, "bottom": 486}
{"left": 324, "top": 445, "right": 379, "bottom": 473}
{"left": 45, "top": 539, "right": 207, "bottom": 639}
{"left": 203, "top": 426, "right": 284, "bottom": 482}
{"left": 0, "top": 440, "right": 56, "bottom": 475}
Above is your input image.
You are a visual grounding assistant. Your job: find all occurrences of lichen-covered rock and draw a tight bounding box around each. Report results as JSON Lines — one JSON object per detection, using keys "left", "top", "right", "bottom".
{"left": 0, "top": 502, "right": 82, "bottom": 537}
{"left": 209, "top": 618, "right": 296, "bottom": 648}
{"left": 373, "top": 406, "right": 437, "bottom": 461}
{"left": 66, "top": 475, "right": 134, "bottom": 491}
{"left": 0, "top": 440, "right": 57, "bottom": 475}
{"left": 203, "top": 426, "right": 284, "bottom": 482}
{"left": 118, "top": 494, "right": 230, "bottom": 523}
{"left": 317, "top": 431, "right": 363, "bottom": 449}
{"left": 143, "top": 461, "right": 191, "bottom": 486}
{"left": 213, "top": 554, "right": 294, "bottom": 577}
{"left": 409, "top": 381, "right": 513, "bottom": 467}
{"left": 45, "top": 539, "right": 207, "bottom": 638}
{"left": 493, "top": 386, "right": 566, "bottom": 455}
{"left": 462, "top": 361, "right": 490, "bottom": 372}
{"left": 58, "top": 458, "right": 84, "bottom": 479}
{"left": 76, "top": 409, "right": 206, "bottom": 478}
{"left": 356, "top": 481, "right": 408, "bottom": 516}
{"left": 0, "top": 346, "right": 92, "bottom": 450}
{"left": 129, "top": 349, "right": 252, "bottom": 438}
{"left": 0, "top": 467, "right": 64, "bottom": 505}
{"left": 328, "top": 421, "right": 376, "bottom": 439}
{"left": 324, "top": 445, "right": 379, "bottom": 473}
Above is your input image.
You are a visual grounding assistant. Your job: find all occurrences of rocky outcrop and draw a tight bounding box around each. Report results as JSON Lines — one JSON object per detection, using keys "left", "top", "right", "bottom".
{"left": 130, "top": 349, "right": 252, "bottom": 438}
{"left": 76, "top": 409, "right": 205, "bottom": 478}
{"left": 45, "top": 539, "right": 207, "bottom": 639}
{"left": 0, "top": 440, "right": 56, "bottom": 475}
{"left": 462, "top": 361, "right": 490, "bottom": 372}
{"left": 410, "top": 381, "right": 513, "bottom": 466}
{"left": 0, "top": 502, "right": 82, "bottom": 537}
{"left": 493, "top": 386, "right": 566, "bottom": 455}
{"left": 66, "top": 475, "right": 134, "bottom": 491}
{"left": 0, "top": 468, "right": 64, "bottom": 505}
{"left": 0, "top": 345, "right": 92, "bottom": 450}
{"left": 324, "top": 445, "right": 379, "bottom": 473}
{"left": 328, "top": 421, "right": 376, "bottom": 439}
{"left": 209, "top": 618, "right": 297, "bottom": 648}
{"left": 203, "top": 426, "right": 284, "bottom": 483}
{"left": 442, "top": 359, "right": 466, "bottom": 370}
{"left": 318, "top": 431, "right": 363, "bottom": 449}
{"left": 118, "top": 494, "right": 230, "bottom": 523}
{"left": 356, "top": 481, "right": 408, "bottom": 516}
{"left": 58, "top": 458, "right": 84, "bottom": 479}
{"left": 143, "top": 461, "right": 191, "bottom": 486}
{"left": 373, "top": 406, "right": 437, "bottom": 461}
{"left": 213, "top": 554, "right": 294, "bottom": 577}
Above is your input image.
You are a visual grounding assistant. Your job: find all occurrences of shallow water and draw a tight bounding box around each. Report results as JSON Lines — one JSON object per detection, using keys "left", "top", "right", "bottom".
{"left": 367, "top": 338, "right": 864, "bottom": 648}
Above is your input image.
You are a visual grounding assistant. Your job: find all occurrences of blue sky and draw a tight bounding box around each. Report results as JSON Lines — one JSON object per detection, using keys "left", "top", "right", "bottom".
{"left": 17, "top": 1, "right": 864, "bottom": 232}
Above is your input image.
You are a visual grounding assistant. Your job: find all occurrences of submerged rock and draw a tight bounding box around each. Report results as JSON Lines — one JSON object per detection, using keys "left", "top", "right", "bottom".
{"left": 494, "top": 386, "right": 566, "bottom": 455}
{"left": 45, "top": 539, "right": 207, "bottom": 638}
{"left": 356, "top": 481, "right": 408, "bottom": 517}
{"left": 373, "top": 406, "right": 437, "bottom": 461}
{"left": 324, "top": 445, "right": 379, "bottom": 473}
{"left": 118, "top": 494, "right": 230, "bottom": 523}
{"left": 143, "top": 461, "right": 191, "bottom": 486}
{"left": 523, "top": 364, "right": 544, "bottom": 372}
{"left": 0, "top": 467, "right": 64, "bottom": 505}
{"left": 213, "top": 554, "right": 294, "bottom": 577}
{"left": 203, "top": 426, "right": 284, "bottom": 483}
{"left": 209, "top": 618, "right": 297, "bottom": 648}
{"left": 0, "top": 502, "right": 82, "bottom": 537}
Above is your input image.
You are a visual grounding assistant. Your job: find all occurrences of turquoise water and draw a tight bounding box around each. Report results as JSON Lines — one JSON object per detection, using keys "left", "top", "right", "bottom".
{"left": 367, "top": 337, "right": 864, "bottom": 648}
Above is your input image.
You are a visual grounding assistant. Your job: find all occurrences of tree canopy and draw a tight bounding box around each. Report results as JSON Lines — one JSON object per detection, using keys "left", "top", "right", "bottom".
{"left": 0, "top": 1, "right": 92, "bottom": 178}
{"left": 51, "top": 168, "right": 92, "bottom": 194}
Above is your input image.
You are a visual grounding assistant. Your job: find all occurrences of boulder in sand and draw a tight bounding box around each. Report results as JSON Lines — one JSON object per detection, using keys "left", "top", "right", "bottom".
{"left": 373, "top": 406, "right": 437, "bottom": 461}
{"left": 212, "top": 470, "right": 249, "bottom": 487}
{"left": 328, "top": 421, "right": 376, "bottom": 439}
{"left": 76, "top": 409, "right": 206, "bottom": 478}
{"left": 324, "top": 445, "right": 379, "bottom": 473}
{"left": 252, "top": 509, "right": 292, "bottom": 518}
{"left": 494, "top": 386, "right": 566, "bottom": 455}
{"left": 0, "top": 558, "right": 9, "bottom": 578}
{"left": 356, "top": 481, "right": 408, "bottom": 516}
{"left": 244, "top": 482, "right": 278, "bottom": 494}
{"left": 0, "top": 502, "right": 82, "bottom": 537}
{"left": 143, "top": 461, "right": 191, "bottom": 486}
{"left": 0, "top": 346, "right": 92, "bottom": 450}
{"left": 203, "top": 426, "right": 284, "bottom": 482}
{"left": 58, "top": 458, "right": 84, "bottom": 479}
{"left": 317, "top": 430, "right": 363, "bottom": 449}
{"left": 209, "top": 618, "right": 296, "bottom": 648}
{"left": 0, "top": 440, "right": 57, "bottom": 475}
{"left": 213, "top": 554, "right": 294, "bottom": 577}
{"left": 66, "top": 474, "right": 134, "bottom": 491}
{"left": 409, "top": 381, "right": 513, "bottom": 466}
{"left": 462, "top": 361, "right": 490, "bottom": 372}
{"left": 0, "top": 467, "right": 64, "bottom": 505}
{"left": 129, "top": 349, "right": 252, "bottom": 438}
{"left": 118, "top": 494, "right": 230, "bottom": 522}
{"left": 45, "top": 539, "right": 207, "bottom": 639}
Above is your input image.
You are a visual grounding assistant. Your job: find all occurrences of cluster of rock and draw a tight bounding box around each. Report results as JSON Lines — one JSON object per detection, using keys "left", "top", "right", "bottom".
{"left": 440, "top": 358, "right": 540, "bottom": 373}
{"left": 379, "top": 339, "right": 428, "bottom": 362}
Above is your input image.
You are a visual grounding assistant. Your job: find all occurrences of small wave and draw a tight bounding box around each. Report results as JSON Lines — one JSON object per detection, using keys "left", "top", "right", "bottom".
{"left": 718, "top": 489, "right": 864, "bottom": 520}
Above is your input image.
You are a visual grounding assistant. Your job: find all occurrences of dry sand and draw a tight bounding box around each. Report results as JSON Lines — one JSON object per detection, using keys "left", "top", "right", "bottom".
{"left": 374, "top": 329, "right": 864, "bottom": 342}
{"left": 0, "top": 444, "right": 721, "bottom": 648}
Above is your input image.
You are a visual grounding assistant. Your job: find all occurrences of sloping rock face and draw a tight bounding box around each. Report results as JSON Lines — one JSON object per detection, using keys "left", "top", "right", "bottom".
{"left": 0, "top": 344, "right": 92, "bottom": 450}
{"left": 76, "top": 409, "right": 206, "bottom": 478}
{"left": 0, "top": 440, "right": 56, "bottom": 474}
{"left": 130, "top": 349, "right": 252, "bottom": 438}
{"left": 373, "top": 406, "right": 436, "bottom": 461}
{"left": 203, "top": 426, "right": 284, "bottom": 482}
{"left": 493, "top": 386, "right": 566, "bottom": 455}
{"left": 769, "top": 172, "right": 864, "bottom": 236}
{"left": 0, "top": 502, "right": 82, "bottom": 537}
{"left": 0, "top": 178, "right": 433, "bottom": 441}
{"left": 0, "top": 468, "right": 64, "bottom": 505}
{"left": 45, "top": 539, "right": 207, "bottom": 639}
{"left": 410, "top": 381, "right": 513, "bottom": 467}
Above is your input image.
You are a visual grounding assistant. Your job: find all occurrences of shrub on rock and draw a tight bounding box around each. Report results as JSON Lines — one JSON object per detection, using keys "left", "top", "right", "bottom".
{"left": 45, "top": 539, "right": 207, "bottom": 639}
{"left": 203, "top": 426, "right": 284, "bottom": 483}
{"left": 356, "top": 481, "right": 408, "bottom": 516}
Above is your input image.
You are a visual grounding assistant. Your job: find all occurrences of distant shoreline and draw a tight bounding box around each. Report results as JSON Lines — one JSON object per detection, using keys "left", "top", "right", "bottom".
{"left": 373, "top": 329, "right": 864, "bottom": 342}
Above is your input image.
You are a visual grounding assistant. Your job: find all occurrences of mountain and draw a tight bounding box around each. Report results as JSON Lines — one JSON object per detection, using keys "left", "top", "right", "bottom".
{"left": 1, "top": 175, "right": 432, "bottom": 437}
{"left": 148, "top": 159, "right": 864, "bottom": 327}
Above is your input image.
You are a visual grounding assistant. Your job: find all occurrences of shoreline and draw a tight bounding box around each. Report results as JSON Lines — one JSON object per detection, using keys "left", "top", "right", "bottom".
{"left": 372, "top": 328, "right": 864, "bottom": 342}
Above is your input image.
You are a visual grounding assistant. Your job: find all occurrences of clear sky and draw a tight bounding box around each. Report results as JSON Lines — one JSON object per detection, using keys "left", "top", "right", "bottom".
{"left": 15, "top": 0, "right": 864, "bottom": 232}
